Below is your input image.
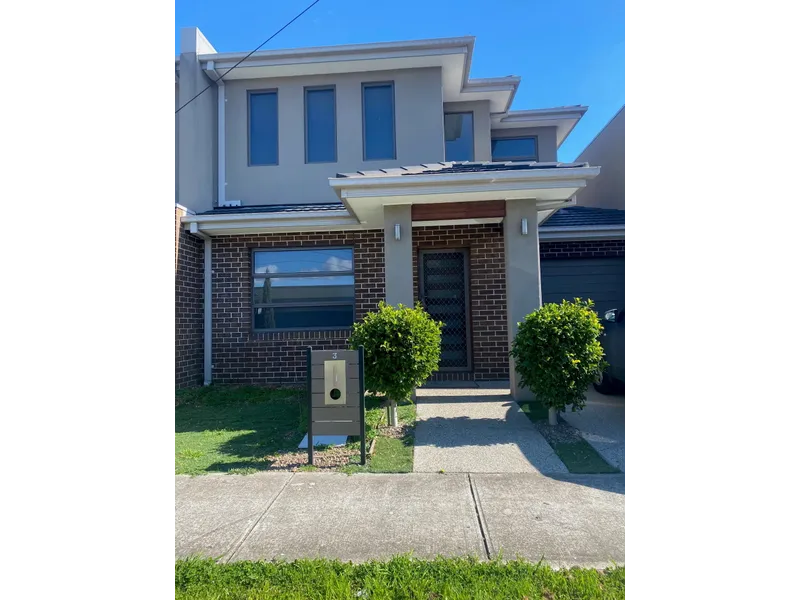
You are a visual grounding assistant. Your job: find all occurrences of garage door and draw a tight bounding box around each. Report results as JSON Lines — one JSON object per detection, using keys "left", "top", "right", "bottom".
{"left": 540, "top": 257, "right": 625, "bottom": 315}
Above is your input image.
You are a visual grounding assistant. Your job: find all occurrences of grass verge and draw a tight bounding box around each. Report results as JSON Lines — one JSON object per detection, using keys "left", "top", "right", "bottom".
{"left": 519, "top": 401, "right": 620, "bottom": 474}
{"left": 176, "top": 556, "right": 624, "bottom": 600}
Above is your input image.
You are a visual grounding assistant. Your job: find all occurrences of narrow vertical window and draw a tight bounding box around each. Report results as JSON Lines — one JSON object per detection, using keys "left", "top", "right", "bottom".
{"left": 305, "top": 87, "right": 336, "bottom": 163}
{"left": 362, "top": 83, "right": 395, "bottom": 160}
{"left": 444, "top": 112, "right": 474, "bottom": 161}
{"left": 249, "top": 91, "right": 278, "bottom": 165}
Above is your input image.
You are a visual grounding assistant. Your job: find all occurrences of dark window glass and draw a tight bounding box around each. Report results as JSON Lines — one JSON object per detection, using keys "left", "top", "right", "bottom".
{"left": 363, "top": 83, "right": 395, "bottom": 160}
{"left": 444, "top": 113, "right": 474, "bottom": 161}
{"left": 254, "top": 306, "right": 355, "bottom": 329}
{"left": 305, "top": 87, "right": 336, "bottom": 163}
{"left": 253, "top": 276, "right": 355, "bottom": 304}
{"left": 252, "top": 248, "right": 355, "bottom": 330}
{"left": 249, "top": 91, "right": 278, "bottom": 165}
{"left": 491, "top": 137, "right": 538, "bottom": 161}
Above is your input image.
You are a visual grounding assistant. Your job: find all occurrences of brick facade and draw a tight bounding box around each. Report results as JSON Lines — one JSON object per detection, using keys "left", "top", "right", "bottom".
{"left": 175, "top": 221, "right": 624, "bottom": 387}
{"left": 539, "top": 239, "right": 625, "bottom": 260}
{"left": 412, "top": 224, "right": 509, "bottom": 381}
{"left": 175, "top": 207, "right": 205, "bottom": 388}
{"left": 210, "top": 230, "right": 385, "bottom": 385}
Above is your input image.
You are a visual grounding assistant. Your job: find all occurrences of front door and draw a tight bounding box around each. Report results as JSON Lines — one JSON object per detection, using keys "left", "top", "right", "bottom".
{"left": 419, "top": 250, "right": 471, "bottom": 371}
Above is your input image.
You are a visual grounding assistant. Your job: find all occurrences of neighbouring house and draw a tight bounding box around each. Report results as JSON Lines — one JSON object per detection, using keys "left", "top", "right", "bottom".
{"left": 537, "top": 106, "right": 625, "bottom": 315}
{"left": 175, "top": 27, "right": 620, "bottom": 400}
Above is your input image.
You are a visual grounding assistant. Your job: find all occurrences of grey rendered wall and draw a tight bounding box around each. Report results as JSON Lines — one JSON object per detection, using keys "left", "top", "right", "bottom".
{"left": 443, "top": 100, "right": 491, "bottom": 161}
{"left": 177, "top": 53, "right": 217, "bottom": 213}
{"left": 490, "top": 126, "right": 558, "bottom": 162}
{"left": 224, "top": 67, "right": 445, "bottom": 206}
{"left": 574, "top": 106, "right": 624, "bottom": 209}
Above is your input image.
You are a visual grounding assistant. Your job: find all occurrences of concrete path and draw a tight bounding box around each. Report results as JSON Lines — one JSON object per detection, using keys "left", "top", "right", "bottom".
{"left": 561, "top": 388, "right": 625, "bottom": 472}
{"left": 176, "top": 472, "right": 624, "bottom": 568}
{"left": 413, "top": 388, "right": 568, "bottom": 474}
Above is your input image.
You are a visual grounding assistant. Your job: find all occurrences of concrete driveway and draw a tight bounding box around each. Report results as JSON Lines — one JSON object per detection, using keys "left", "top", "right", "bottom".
{"left": 561, "top": 387, "right": 625, "bottom": 471}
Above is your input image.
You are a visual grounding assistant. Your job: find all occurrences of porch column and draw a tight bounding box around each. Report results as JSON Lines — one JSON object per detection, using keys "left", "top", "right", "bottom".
{"left": 504, "top": 199, "right": 542, "bottom": 401}
{"left": 383, "top": 204, "right": 414, "bottom": 307}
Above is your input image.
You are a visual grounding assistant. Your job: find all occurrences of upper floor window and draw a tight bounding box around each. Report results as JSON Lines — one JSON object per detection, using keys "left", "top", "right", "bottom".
{"left": 305, "top": 86, "right": 337, "bottom": 163}
{"left": 362, "top": 82, "right": 396, "bottom": 160}
{"left": 444, "top": 112, "right": 474, "bottom": 162}
{"left": 491, "top": 136, "right": 538, "bottom": 162}
{"left": 252, "top": 248, "right": 355, "bottom": 331}
{"left": 249, "top": 90, "right": 279, "bottom": 165}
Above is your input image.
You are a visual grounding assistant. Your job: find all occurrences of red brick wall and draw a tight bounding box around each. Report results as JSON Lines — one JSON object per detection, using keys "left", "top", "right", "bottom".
{"left": 412, "top": 224, "right": 509, "bottom": 381}
{"left": 175, "top": 207, "right": 205, "bottom": 388}
{"left": 210, "top": 230, "right": 385, "bottom": 385}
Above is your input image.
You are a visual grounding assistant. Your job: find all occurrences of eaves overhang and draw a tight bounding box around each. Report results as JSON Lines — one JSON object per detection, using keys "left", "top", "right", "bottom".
{"left": 181, "top": 208, "right": 362, "bottom": 236}
{"left": 329, "top": 162, "right": 600, "bottom": 226}
{"left": 491, "top": 106, "right": 589, "bottom": 147}
{"left": 538, "top": 224, "right": 625, "bottom": 241}
{"left": 177, "top": 36, "right": 521, "bottom": 113}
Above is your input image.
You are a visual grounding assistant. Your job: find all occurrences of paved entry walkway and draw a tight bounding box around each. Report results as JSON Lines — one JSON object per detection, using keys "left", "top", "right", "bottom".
{"left": 413, "top": 387, "right": 568, "bottom": 474}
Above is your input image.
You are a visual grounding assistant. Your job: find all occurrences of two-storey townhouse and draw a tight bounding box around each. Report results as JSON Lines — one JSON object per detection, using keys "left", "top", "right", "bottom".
{"left": 175, "top": 27, "right": 611, "bottom": 400}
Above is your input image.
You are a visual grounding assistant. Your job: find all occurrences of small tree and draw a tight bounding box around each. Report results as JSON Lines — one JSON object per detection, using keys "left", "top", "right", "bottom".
{"left": 350, "top": 302, "right": 443, "bottom": 425}
{"left": 510, "top": 299, "right": 606, "bottom": 425}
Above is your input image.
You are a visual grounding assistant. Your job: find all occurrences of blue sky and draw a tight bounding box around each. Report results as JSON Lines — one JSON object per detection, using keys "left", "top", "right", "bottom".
{"left": 175, "top": 0, "right": 624, "bottom": 161}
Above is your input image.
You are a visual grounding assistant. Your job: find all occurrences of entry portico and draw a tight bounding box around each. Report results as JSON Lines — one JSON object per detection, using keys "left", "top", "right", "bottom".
{"left": 330, "top": 160, "right": 599, "bottom": 399}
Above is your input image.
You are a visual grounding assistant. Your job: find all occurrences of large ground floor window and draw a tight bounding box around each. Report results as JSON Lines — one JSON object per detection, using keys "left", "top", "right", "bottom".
{"left": 252, "top": 247, "right": 355, "bottom": 330}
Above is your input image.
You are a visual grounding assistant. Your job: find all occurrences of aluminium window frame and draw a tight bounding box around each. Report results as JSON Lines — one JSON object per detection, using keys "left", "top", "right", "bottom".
{"left": 304, "top": 85, "right": 338, "bottom": 164}
{"left": 247, "top": 88, "right": 280, "bottom": 166}
{"left": 490, "top": 135, "right": 539, "bottom": 162}
{"left": 443, "top": 111, "right": 475, "bottom": 162}
{"left": 361, "top": 81, "right": 397, "bottom": 161}
{"left": 251, "top": 247, "right": 356, "bottom": 332}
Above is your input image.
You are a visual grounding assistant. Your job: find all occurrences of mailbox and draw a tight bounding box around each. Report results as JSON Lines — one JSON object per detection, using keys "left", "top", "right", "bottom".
{"left": 306, "top": 346, "right": 366, "bottom": 466}
{"left": 323, "top": 360, "right": 347, "bottom": 405}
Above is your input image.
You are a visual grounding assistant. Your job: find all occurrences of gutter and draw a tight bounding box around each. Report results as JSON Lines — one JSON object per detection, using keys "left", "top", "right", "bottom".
{"left": 182, "top": 209, "right": 360, "bottom": 235}
{"left": 189, "top": 223, "right": 213, "bottom": 386}
{"left": 329, "top": 166, "right": 601, "bottom": 190}
{"left": 538, "top": 224, "right": 625, "bottom": 241}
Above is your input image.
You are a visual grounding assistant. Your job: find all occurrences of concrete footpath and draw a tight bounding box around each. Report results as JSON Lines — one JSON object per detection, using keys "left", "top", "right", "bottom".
{"left": 176, "top": 472, "right": 624, "bottom": 568}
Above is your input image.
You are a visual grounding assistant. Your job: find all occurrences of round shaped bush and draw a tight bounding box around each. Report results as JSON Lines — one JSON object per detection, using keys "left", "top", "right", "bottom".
{"left": 510, "top": 299, "right": 606, "bottom": 413}
{"left": 349, "top": 302, "right": 443, "bottom": 402}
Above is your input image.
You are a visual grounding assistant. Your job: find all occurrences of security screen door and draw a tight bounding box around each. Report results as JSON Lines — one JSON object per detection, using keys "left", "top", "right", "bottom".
{"left": 419, "top": 250, "right": 471, "bottom": 371}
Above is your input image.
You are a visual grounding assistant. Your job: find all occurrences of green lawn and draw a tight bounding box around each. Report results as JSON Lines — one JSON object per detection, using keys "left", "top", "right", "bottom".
{"left": 519, "top": 401, "right": 620, "bottom": 474}
{"left": 176, "top": 386, "right": 307, "bottom": 475}
{"left": 176, "top": 556, "right": 624, "bottom": 600}
{"left": 176, "top": 386, "right": 415, "bottom": 475}
{"left": 342, "top": 395, "right": 415, "bottom": 473}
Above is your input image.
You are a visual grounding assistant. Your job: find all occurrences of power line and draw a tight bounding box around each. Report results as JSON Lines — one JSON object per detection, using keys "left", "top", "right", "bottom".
{"left": 175, "top": 0, "right": 324, "bottom": 114}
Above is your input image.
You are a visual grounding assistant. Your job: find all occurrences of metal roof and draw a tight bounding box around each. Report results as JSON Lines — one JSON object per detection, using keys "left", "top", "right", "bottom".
{"left": 198, "top": 203, "right": 346, "bottom": 215}
{"left": 541, "top": 206, "right": 625, "bottom": 228}
{"left": 335, "top": 160, "right": 590, "bottom": 179}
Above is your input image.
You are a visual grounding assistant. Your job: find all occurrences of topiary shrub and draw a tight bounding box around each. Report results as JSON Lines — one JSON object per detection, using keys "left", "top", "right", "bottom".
{"left": 350, "top": 302, "right": 443, "bottom": 425}
{"left": 510, "top": 299, "right": 606, "bottom": 424}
